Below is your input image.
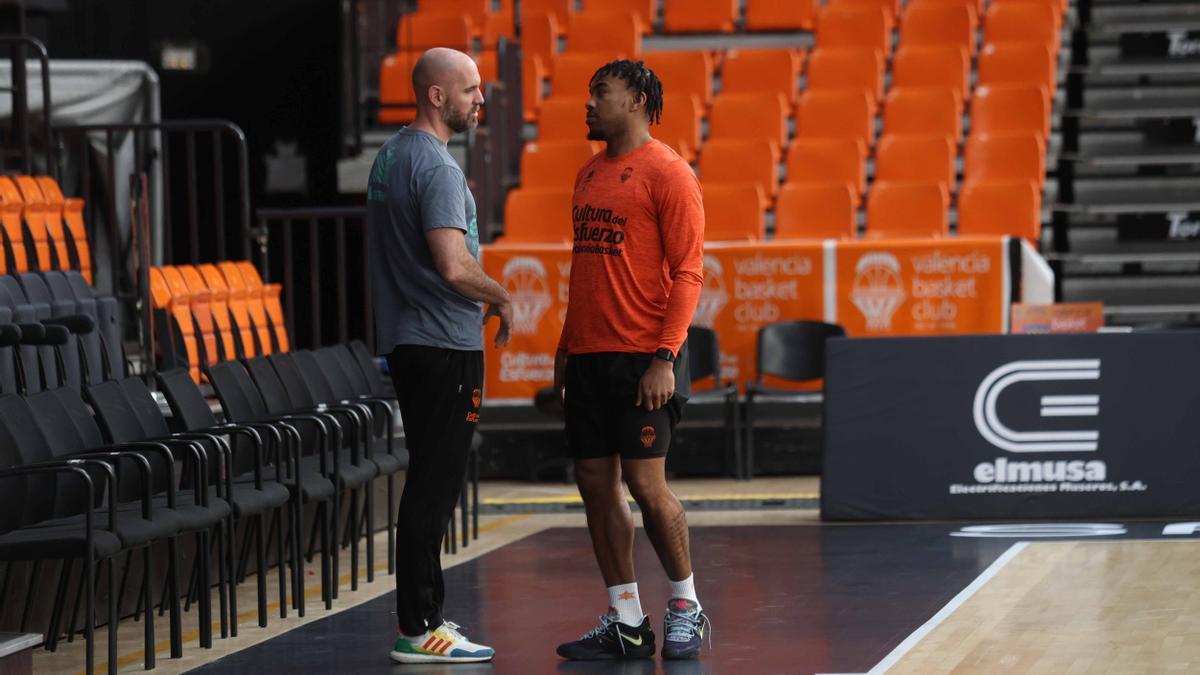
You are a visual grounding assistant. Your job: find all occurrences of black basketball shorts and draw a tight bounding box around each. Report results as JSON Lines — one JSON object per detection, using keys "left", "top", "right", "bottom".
{"left": 564, "top": 352, "right": 685, "bottom": 460}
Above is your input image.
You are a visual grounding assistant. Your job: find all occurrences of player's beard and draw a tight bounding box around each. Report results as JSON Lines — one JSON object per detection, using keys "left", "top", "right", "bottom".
{"left": 441, "top": 101, "right": 478, "bottom": 133}
{"left": 586, "top": 116, "right": 605, "bottom": 141}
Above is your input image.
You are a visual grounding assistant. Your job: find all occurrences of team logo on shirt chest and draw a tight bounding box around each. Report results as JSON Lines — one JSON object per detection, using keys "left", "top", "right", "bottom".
{"left": 572, "top": 203, "right": 628, "bottom": 257}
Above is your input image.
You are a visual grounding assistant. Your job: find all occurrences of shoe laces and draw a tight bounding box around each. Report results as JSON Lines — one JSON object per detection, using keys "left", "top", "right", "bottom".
{"left": 665, "top": 606, "right": 712, "bottom": 648}
{"left": 438, "top": 621, "right": 467, "bottom": 643}
{"left": 580, "top": 615, "right": 628, "bottom": 655}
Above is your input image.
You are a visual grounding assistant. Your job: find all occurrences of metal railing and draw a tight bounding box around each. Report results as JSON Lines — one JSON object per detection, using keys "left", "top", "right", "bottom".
{"left": 253, "top": 206, "right": 372, "bottom": 351}
{"left": 51, "top": 120, "right": 251, "bottom": 297}
{"left": 0, "top": 34, "right": 53, "bottom": 175}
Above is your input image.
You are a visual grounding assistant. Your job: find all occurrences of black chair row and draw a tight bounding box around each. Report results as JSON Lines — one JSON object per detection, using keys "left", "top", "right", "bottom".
{"left": 0, "top": 321, "right": 408, "bottom": 674}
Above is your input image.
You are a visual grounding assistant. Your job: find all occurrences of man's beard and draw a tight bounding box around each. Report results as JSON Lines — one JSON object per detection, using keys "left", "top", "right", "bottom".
{"left": 441, "top": 102, "right": 478, "bottom": 133}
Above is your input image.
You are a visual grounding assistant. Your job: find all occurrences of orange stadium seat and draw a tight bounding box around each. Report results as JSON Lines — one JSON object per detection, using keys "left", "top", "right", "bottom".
{"left": 899, "top": 4, "right": 976, "bottom": 55}
{"left": 178, "top": 265, "right": 230, "bottom": 364}
{"left": 195, "top": 263, "right": 241, "bottom": 360}
{"left": 816, "top": 6, "right": 890, "bottom": 55}
{"left": 379, "top": 51, "right": 419, "bottom": 124}
{"left": 702, "top": 183, "right": 766, "bottom": 240}
{"left": 891, "top": 45, "right": 971, "bottom": 105}
{"left": 866, "top": 181, "right": 949, "bottom": 238}
{"left": 234, "top": 261, "right": 289, "bottom": 354}
{"left": 150, "top": 267, "right": 201, "bottom": 382}
{"left": 977, "top": 42, "right": 1057, "bottom": 94}
{"left": 219, "top": 261, "right": 275, "bottom": 356}
{"left": 160, "top": 265, "right": 219, "bottom": 369}
{"left": 482, "top": 11, "right": 517, "bottom": 48}
{"left": 522, "top": 0, "right": 573, "bottom": 35}
{"left": 908, "top": 0, "right": 981, "bottom": 23}
{"left": 745, "top": 0, "right": 817, "bottom": 31}
{"left": 721, "top": 48, "right": 805, "bottom": 104}
{"left": 581, "top": 0, "right": 655, "bottom": 33}
{"left": 0, "top": 177, "right": 27, "bottom": 273}
{"left": 708, "top": 93, "right": 789, "bottom": 153}
{"left": 958, "top": 180, "right": 1042, "bottom": 241}
{"left": 642, "top": 50, "right": 714, "bottom": 107}
{"left": 524, "top": 54, "right": 548, "bottom": 122}
{"left": 971, "top": 84, "right": 1051, "bottom": 140}
{"left": 24, "top": 176, "right": 71, "bottom": 274}
{"left": 522, "top": 12, "right": 559, "bottom": 77}
{"left": 991, "top": 0, "right": 1064, "bottom": 27}
{"left": 775, "top": 182, "right": 858, "bottom": 240}
{"left": 36, "top": 176, "right": 92, "bottom": 283}
{"left": 551, "top": 52, "right": 624, "bottom": 98}
{"left": 874, "top": 135, "right": 957, "bottom": 203}
{"left": 537, "top": 97, "right": 590, "bottom": 140}
{"left": 882, "top": 87, "right": 963, "bottom": 143}
{"left": 395, "top": 13, "right": 473, "bottom": 53}
{"left": 964, "top": 132, "right": 1046, "bottom": 187}
{"left": 521, "top": 140, "right": 600, "bottom": 189}
{"left": 476, "top": 50, "right": 499, "bottom": 84}
{"left": 794, "top": 89, "right": 875, "bottom": 153}
{"left": 785, "top": 137, "right": 866, "bottom": 205}
{"left": 214, "top": 261, "right": 258, "bottom": 357}
{"left": 566, "top": 11, "right": 642, "bottom": 57}
{"left": 828, "top": 0, "right": 899, "bottom": 30}
{"left": 700, "top": 139, "right": 780, "bottom": 207}
{"left": 663, "top": 0, "right": 738, "bottom": 33}
{"left": 11, "top": 176, "right": 53, "bottom": 271}
{"left": 655, "top": 92, "right": 704, "bottom": 162}
{"left": 806, "top": 47, "right": 884, "bottom": 111}
{"left": 984, "top": 2, "right": 1060, "bottom": 50}
{"left": 416, "top": 0, "right": 490, "bottom": 36}
{"left": 502, "top": 188, "right": 574, "bottom": 243}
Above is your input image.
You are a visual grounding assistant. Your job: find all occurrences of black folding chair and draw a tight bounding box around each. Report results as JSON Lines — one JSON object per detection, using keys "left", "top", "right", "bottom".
{"left": 744, "top": 320, "right": 846, "bottom": 480}
{"left": 684, "top": 326, "right": 743, "bottom": 478}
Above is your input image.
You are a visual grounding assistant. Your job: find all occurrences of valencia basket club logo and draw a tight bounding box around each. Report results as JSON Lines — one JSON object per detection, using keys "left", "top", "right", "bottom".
{"left": 849, "top": 252, "right": 906, "bottom": 331}
{"left": 693, "top": 255, "right": 728, "bottom": 328}
{"left": 501, "top": 256, "right": 552, "bottom": 336}
{"left": 640, "top": 425, "right": 657, "bottom": 449}
{"left": 471, "top": 387, "right": 482, "bottom": 409}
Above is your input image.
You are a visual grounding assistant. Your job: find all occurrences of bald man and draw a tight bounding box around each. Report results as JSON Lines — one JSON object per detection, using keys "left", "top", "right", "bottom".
{"left": 367, "top": 47, "right": 509, "bottom": 664}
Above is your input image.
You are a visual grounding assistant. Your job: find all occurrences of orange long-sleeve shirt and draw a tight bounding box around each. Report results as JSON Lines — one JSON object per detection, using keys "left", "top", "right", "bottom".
{"left": 559, "top": 140, "right": 705, "bottom": 357}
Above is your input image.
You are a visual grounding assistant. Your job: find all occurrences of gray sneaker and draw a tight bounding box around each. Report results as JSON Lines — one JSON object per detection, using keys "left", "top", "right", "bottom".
{"left": 661, "top": 599, "right": 711, "bottom": 659}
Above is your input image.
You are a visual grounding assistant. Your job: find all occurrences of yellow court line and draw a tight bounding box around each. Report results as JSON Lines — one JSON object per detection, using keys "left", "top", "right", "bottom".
{"left": 483, "top": 492, "right": 820, "bottom": 505}
{"left": 80, "top": 514, "right": 530, "bottom": 674}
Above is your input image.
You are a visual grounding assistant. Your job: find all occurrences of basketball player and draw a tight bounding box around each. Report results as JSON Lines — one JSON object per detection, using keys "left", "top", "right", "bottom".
{"left": 553, "top": 60, "right": 710, "bottom": 660}
{"left": 366, "top": 47, "right": 510, "bottom": 664}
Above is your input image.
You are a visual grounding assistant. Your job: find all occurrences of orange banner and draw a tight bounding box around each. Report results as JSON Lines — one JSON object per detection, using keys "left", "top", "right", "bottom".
{"left": 834, "top": 238, "right": 1009, "bottom": 336}
{"left": 481, "top": 237, "right": 1016, "bottom": 401}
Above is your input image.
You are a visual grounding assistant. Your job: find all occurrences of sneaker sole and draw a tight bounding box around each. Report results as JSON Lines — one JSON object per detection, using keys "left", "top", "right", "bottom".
{"left": 389, "top": 650, "right": 494, "bottom": 664}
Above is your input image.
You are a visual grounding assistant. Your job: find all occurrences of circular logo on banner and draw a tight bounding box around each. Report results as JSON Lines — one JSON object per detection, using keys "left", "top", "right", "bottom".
{"left": 850, "top": 252, "right": 907, "bottom": 331}
{"left": 950, "top": 523, "right": 1127, "bottom": 538}
{"left": 693, "top": 255, "right": 729, "bottom": 328}
{"left": 501, "top": 256, "right": 552, "bottom": 336}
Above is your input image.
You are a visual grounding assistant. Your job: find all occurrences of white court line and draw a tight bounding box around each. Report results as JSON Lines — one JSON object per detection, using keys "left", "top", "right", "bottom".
{"left": 866, "top": 541, "right": 1029, "bottom": 674}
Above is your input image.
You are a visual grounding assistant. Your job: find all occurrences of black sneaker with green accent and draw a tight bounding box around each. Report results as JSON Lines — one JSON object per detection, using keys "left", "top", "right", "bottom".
{"left": 556, "top": 614, "right": 656, "bottom": 660}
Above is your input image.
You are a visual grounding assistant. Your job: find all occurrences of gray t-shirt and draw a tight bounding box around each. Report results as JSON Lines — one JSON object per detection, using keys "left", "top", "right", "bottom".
{"left": 367, "top": 128, "right": 482, "bottom": 353}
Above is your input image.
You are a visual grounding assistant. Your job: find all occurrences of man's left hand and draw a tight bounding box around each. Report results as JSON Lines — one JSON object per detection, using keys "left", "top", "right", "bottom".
{"left": 636, "top": 359, "right": 675, "bottom": 412}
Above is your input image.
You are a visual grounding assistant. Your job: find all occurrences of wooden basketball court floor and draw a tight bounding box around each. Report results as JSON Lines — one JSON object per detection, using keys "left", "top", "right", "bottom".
{"left": 30, "top": 478, "right": 1200, "bottom": 674}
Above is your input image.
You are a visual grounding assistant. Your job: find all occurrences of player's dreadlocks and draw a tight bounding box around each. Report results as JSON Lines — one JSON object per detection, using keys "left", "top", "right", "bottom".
{"left": 591, "top": 59, "right": 664, "bottom": 125}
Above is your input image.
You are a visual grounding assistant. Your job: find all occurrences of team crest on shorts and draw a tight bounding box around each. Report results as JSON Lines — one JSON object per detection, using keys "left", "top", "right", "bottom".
{"left": 639, "top": 425, "right": 656, "bottom": 449}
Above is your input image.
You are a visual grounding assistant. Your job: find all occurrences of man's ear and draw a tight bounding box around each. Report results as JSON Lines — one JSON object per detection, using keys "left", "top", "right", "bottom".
{"left": 428, "top": 84, "right": 444, "bottom": 108}
{"left": 629, "top": 90, "right": 647, "bottom": 113}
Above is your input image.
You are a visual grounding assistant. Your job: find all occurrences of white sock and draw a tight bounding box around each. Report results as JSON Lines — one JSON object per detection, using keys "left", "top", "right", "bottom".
{"left": 669, "top": 573, "right": 700, "bottom": 608}
{"left": 607, "top": 582, "right": 644, "bottom": 627}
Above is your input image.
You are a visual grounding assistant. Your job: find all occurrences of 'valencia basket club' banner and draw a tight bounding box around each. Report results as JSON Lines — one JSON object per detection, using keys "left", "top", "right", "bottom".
{"left": 482, "top": 237, "right": 1033, "bottom": 402}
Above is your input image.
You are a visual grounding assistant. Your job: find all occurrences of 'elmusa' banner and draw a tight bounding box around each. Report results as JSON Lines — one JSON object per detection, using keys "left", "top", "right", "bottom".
{"left": 482, "top": 238, "right": 1014, "bottom": 402}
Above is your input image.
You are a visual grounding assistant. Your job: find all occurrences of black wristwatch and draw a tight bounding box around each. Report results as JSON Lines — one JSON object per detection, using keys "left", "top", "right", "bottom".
{"left": 654, "top": 348, "right": 675, "bottom": 363}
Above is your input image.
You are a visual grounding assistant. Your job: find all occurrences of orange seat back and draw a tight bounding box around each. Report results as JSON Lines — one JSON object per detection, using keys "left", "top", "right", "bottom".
{"left": 775, "top": 182, "right": 857, "bottom": 240}
{"left": 984, "top": 2, "right": 1060, "bottom": 48}
{"left": 379, "top": 52, "right": 420, "bottom": 124}
{"left": 866, "top": 181, "right": 949, "bottom": 238}
{"left": 501, "top": 188, "right": 573, "bottom": 243}
{"left": 522, "top": 0, "right": 573, "bottom": 34}
{"left": 900, "top": 4, "right": 976, "bottom": 54}
{"left": 11, "top": 175, "right": 50, "bottom": 270}
{"left": 551, "top": 53, "right": 625, "bottom": 99}
{"left": 416, "top": 0, "right": 490, "bottom": 35}
{"left": 185, "top": 264, "right": 238, "bottom": 362}
{"left": 794, "top": 89, "right": 875, "bottom": 152}
{"left": 234, "top": 261, "right": 290, "bottom": 354}
{"left": 655, "top": 93, "right": 703, "bottom": 162}
{"left": 521, "top": 140, "right": 599, "bottom": 190}
{"left": 395, "top": 13, "right": 473, "bottom": 52}
{"left": 745, "top": 0, "right": 817, "bottom": 31}
{"left": 0, "top": 178, "right": 24, "bottom": 274}
{"left": 19, "top": 176, "right": 70, "bottom": 272}
{"left": 829, "top": 0, "right": 899, "bottom": 29}
{"left": 958, "top": 180, "right": 1041, "bottom": 241}
{"left": 214, "top": 261, "right": 256, "bottom": 357}
{"left": 709, "top": 92, "right": 789, "bottom": 151}
{"left": 970, "top": 84, "right": 1051, "bottom": 141}
{"left": 978, "top": 42, "right": 1056, "bottom": 95}
{"left": 582, "top": 0, "right": 654, "bottom": 33}
{"left": 699, "top": 139, "right": 780, "bottom": 205}
{"left": 36, "top": 177, "right": 90, "bottom": 282}
{"left": 785, "top": 137, "right": 866, "bottom": 205}
{"left": 152, "top": 267, "right": 201, "bottom": 382}
{"left": 536, "top": 97, "right": 590, "bottom": 141}
{"left": 164, "top": 265, "right": 218, "bottom": 368}
{"left": 875, "top": 134, "right": 957, "bottom": 201}
{"left": 663, "top": 0, "right": 739, "bottom": 33}
{"left": 523, "top": 53, "right": 548, "bottom": 122}
{"left": 883, "top": 87, "right": 964, "bottom": 143}
{"left": 892, "top": 45, "right": 970, "bottom": 106}
{"left": 522, "top": 11, "right": 559, "bottom": 78}
{"left": 566, "top": 11, "right": 642, "bottom": 57}
{"left": 806, "top": 47, "right": 884, "bottom": 111}
{"left": 702, "top": 183, "right": 766, "bottom": 241}
{"left": 642, "top": 50, "right": 714, "bottom": 106}
{"left": 964, "top": 132, "right": 1046, "bottom": 186}
{"left": 721, "top": 48, "right": 805, "bottom": 104}
{"left": 816, "top": 5, "right": 890, "bottom": 54}
{"left": 220, "top": 261, "right": 274, "bottom": 355}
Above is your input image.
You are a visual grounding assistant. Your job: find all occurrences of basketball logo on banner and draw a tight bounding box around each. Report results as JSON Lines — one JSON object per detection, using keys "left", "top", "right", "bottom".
{"left": 693, "top": 255, "right": 728, "bottom": 328}
{"left": 850, "top": 252, "right": 907, "bottom": 330}
{"left": 501, "top": 256, "right": 552, "bottom": 335}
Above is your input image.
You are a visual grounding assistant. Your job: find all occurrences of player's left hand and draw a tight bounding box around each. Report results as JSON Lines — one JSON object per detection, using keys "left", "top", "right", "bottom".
{"left": 485, "top": 301, "right": 512, "bottom": 348}
{"left": 637, "top": 359, "right": 675, "bottom": 412}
